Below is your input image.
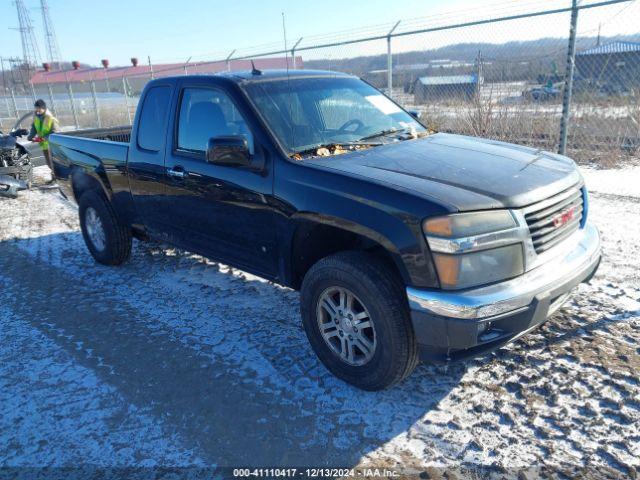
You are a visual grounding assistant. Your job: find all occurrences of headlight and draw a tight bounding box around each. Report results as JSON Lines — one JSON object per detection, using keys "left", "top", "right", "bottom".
{"left": 423, "top": 211, "right": 527, "bottom": 290}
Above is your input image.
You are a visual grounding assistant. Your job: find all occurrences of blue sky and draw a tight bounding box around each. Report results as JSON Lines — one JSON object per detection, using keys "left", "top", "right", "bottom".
{"left": 0, "top": 0, "right": 635, "bottom": 67}
{"left": 0, "top": 0, "right": 455, "bottom": 64}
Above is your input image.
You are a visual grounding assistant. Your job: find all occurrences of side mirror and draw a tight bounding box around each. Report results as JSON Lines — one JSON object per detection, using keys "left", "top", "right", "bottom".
{"left": 12, "top": 128, "right": 29, "bottom": 137}
{"left": 206, "top": 135, "right": 251, "bottom": 167}
{"left": 408, "top": 110, "right": 422, "bottom": 120}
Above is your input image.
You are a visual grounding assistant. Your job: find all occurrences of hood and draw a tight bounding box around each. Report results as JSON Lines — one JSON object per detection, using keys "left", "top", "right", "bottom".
{"left": 304, "top": 133, "right": 582, "bottom": 211}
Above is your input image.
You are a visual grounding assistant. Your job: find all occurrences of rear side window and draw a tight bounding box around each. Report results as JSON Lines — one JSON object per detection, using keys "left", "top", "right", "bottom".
{"left": 137, "top": 86, "right": 171, "bottom": 151}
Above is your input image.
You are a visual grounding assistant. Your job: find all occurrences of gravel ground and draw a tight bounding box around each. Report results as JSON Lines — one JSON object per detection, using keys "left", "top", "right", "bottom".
{"left": 0, "top": 166, "right": 638, "bottom": 479}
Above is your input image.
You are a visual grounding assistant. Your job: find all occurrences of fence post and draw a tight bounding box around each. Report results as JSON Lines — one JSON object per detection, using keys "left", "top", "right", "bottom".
{"left": 65, "top": 74, "right": 79, "bottom": 129}
{"left": 387, "top": 21, "right": 401, "bottom": 98}
{"left": 226, "top": 50, "right": 236, "bottom": 72}
{"left": 3, "top": 94, "right": 11, "bottom": 119}
{"left": 558, "top": 0, "right": 579, "bottom": 155}
{"left": 122, "top": 76, "right": 132, "bottom": 125}
{"left": 90, "top": 79, "right": 102, "bottom": 128}
{"left": 30, "top": 81, "right": 37, "bottom": 103}
{"left": 291, "top": 37, "right": 303, "bottom": 70}
{"left": 46, "top": 82, "right": 56, "bottom": 116}
{"left": 9, "top": 88, "right": 19, "bottom": 118}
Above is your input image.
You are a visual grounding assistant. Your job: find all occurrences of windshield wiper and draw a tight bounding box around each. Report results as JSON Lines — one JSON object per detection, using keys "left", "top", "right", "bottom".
{"left": 291, "top": 141, "right": 380, "bottom": 159}
{"left": 357, "top": 128, "right": 408, "bottom": 142}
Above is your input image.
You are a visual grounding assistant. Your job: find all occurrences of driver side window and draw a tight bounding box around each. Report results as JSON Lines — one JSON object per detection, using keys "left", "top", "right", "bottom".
{"left": 177, "top": 87, "right": 254, "bottom": 154}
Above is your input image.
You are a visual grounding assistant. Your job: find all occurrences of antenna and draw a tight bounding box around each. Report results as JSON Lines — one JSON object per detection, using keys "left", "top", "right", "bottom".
{"left": 13, "top": 0, "right": 42, "bottom": 67}
{"left": 41, "top": 0, "right": 62, "bottom": 70}
{"left": 282, "top": 12, "right": 290, "bottom": 75}
{"left": 250, "top": 60, "right": 262, "bottom": 76}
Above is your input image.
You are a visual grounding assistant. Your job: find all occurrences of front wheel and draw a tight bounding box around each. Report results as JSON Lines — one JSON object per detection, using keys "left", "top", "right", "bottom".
{"left": 300, "top": 251, "right": 418, "bottom": 390}
{"left": 78, "top": 190, "right": 132, "bottom": 265}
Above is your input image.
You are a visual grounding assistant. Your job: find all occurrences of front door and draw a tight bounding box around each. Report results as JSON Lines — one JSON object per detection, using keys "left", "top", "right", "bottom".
{"left": 162, "top": 84, "right": 277, "bottom": 277}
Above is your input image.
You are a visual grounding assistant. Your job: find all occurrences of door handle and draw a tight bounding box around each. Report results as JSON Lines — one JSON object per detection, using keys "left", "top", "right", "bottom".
{"left": 167, "top": 166, "right": 188, "bottom": 178}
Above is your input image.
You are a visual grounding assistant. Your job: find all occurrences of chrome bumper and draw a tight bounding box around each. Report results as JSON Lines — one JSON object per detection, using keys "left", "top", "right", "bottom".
{"left": 406, "top": 223, "right": 601, "bottom": 355}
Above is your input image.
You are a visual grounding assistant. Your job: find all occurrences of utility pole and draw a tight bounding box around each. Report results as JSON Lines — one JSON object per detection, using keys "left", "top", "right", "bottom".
{"left": 41, "top": 0, "right": 63, "bottom": 70}
{"left": 558, "top": 0, "right": 579, "bottom": 156}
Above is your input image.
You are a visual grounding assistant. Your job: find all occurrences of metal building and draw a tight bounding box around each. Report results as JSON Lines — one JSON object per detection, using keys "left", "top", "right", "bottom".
{"left": 575, "top": 41, "right": 640, "bottom": 92}
{"left": 413, "top": 74, "right": 482, "bottom": 103}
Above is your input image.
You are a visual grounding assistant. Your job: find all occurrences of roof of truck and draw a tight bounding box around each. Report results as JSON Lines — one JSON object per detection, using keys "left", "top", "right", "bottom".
{"left": 145, "top": 69, "right": 356, "bottom": 88}
{"left": 218, "top": 69, "right": 355, "bottom": 82}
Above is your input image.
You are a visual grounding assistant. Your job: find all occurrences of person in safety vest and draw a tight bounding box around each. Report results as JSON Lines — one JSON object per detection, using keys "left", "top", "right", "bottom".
{"left": 28, "top": 99, "right": 59, "bottom": 184}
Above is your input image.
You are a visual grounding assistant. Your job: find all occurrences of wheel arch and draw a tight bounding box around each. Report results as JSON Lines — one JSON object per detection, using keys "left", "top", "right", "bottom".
{"left": 287, "top": 214, "right": 411, "bottom": 290}
{"left": 71, "top": 167, "right": 112, "bottom": 203}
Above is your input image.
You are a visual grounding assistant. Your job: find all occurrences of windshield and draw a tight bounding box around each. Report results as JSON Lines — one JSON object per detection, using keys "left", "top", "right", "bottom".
{"left": 243, "top": 76, "right": 426, "bottom": 154}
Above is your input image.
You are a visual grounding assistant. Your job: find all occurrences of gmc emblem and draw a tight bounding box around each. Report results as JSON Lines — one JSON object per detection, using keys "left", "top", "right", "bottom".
{"left": 552, "top": 206, "right": 576, "bottom": 228}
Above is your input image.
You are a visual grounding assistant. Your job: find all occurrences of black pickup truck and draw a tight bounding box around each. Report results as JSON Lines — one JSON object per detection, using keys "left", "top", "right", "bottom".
{"left": 50, "top": 70, "right": 601, "bottom": 390}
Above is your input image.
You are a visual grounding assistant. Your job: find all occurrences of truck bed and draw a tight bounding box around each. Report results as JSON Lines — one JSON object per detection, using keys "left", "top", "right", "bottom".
{"left": 49, "top": 126, "right": 130, "bottom": 179}
{"left": 60, "top": 125, "right": 132, "bottom": 144}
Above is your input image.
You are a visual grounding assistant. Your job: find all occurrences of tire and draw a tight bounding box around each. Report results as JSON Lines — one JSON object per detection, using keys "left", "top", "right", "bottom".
{"left": 300, "top": 251, "right": 418, "bottom": 390}
{"left": 78, "top": 190, "right": 132, "bottom": 266}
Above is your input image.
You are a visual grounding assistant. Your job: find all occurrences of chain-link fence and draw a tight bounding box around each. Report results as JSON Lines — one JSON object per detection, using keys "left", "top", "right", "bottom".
{"left": 1, "top": 0, "right": 638, "bottom": 165}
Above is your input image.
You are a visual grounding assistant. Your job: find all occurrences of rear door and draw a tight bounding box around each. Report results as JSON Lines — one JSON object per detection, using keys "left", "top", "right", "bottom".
{"left": 161, "top": 80, "right": 277, "bottom": 277}
{"left": 127, "top": 83, "right": 174, "bottom": 234}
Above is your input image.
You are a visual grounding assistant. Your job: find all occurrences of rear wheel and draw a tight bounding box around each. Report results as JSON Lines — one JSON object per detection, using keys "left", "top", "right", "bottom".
{"left": 78, "top": 190, "right": 132, "bottom": 265}
{"left": 300, "top": 251, "right": 418, "bottom": 390}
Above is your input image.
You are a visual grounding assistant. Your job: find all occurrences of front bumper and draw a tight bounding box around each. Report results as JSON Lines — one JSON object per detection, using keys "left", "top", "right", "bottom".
{"left": 407, "top": 222, "right": 601, "bottom": 360}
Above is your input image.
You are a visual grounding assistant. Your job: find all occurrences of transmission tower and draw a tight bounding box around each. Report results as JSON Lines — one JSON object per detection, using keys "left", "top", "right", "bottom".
{"left": 41, "top": 0, "right": 62, "bottom": 69}
{"left": 13, "top": 0, "right": 42, "bottom": 67}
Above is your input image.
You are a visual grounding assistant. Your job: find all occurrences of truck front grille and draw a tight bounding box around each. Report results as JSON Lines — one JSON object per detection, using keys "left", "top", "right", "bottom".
{"left": 523, "top": 186, "right": 584, "bottom": 254}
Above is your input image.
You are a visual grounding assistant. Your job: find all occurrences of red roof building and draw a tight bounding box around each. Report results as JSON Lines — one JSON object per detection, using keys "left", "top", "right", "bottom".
{"left": 31, "top": 56, "right": 303, "bottom": 85}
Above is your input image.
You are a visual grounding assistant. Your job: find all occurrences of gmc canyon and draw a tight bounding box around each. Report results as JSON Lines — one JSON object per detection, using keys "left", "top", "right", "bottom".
{"left": 49, "top": 70, "right": 601, "bottom": 390}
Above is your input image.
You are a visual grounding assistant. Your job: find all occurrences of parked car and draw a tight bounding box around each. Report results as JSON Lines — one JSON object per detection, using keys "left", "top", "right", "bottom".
{"left": 523, "top": 84, "right": 561, "bottom": 101}
{"left": 50, "top": 70, "right": 601, "bottom": 390}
